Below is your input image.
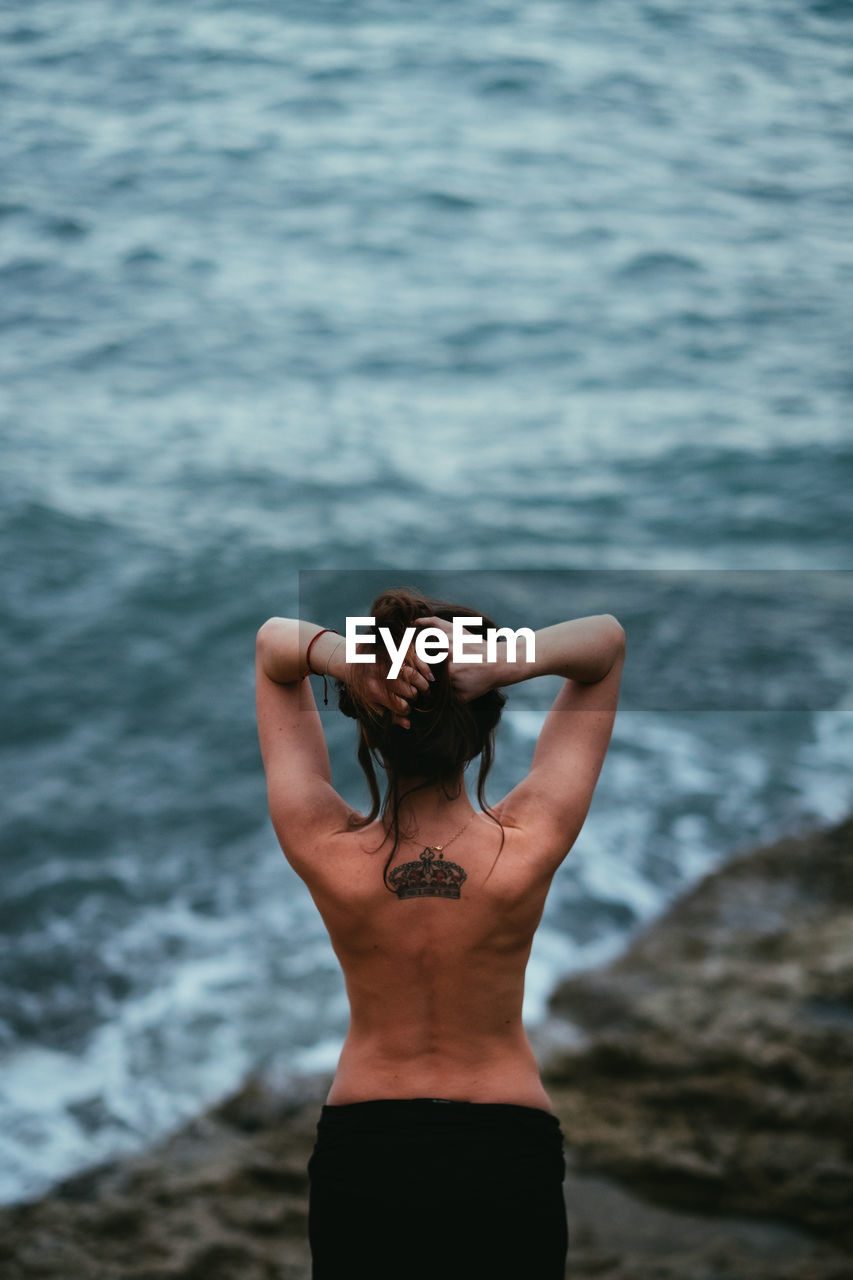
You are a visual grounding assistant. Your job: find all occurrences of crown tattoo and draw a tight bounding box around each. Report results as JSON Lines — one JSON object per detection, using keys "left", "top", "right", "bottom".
{"left": 388, "top": 847, "right": 468, "bottom": 900}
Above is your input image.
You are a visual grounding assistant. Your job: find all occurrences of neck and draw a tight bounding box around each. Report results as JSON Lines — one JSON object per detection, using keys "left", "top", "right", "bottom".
{"left": 386, "top": 777, "right": 475, "bottom": 837}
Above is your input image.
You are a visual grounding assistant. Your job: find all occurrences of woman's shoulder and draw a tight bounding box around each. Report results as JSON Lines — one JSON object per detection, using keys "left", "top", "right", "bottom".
{"left": 270, "top": 792, "right": 367, "bottom": 873}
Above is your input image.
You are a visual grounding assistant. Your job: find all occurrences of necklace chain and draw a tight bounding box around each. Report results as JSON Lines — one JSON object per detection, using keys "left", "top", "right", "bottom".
{"left": 411, "top": 812, "right": 475, "bottom": 854}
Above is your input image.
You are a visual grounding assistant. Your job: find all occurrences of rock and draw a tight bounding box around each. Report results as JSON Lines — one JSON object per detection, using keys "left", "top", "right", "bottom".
{"left": 0, "top": 1078, "right": 327, "bottom": 1280}
{"left": 544, "top": 815, "right": 853, "bottom": 1258}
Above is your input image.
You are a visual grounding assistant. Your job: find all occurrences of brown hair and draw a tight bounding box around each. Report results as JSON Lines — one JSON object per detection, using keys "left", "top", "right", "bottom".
{"left": 337, "top": 586, "right": 506, "bottom": 891}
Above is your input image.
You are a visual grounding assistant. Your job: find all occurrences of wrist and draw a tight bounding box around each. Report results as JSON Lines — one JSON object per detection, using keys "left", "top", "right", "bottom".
{"left": 306, "top": 629, "right": 344, "bottom": 680}
{"left": 492, "top": 630, "right": 542, "bottom": 688}
{"left": 490, "top": 644, "right": 516, "bottom": 690}
{"left": 325, "top": 637, "right": 347, "bottom": 682}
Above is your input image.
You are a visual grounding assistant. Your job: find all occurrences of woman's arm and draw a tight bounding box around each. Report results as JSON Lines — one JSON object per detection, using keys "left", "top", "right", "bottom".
{"left": 256, "top": 616, "right": 431, "bottom": 725}
{"left": 255, "top": 618, "right": 344, "bottom": 859}
{"left": 414, "top": 613, "right": 625, "bottom": 702}
{"left": 413, "top": 612, "right": 626, "bottom": 869}
{"left": 255, "top": 614, "right": 433, "bottom": 862}
{"left": 497, "top": 614, "right": 625, "bottom": 686}
{"left": 255, "top": 617, "right": 345, "bottom": 687}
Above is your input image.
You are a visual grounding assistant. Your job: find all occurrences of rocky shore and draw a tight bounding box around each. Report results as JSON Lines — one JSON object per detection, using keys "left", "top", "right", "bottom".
{"left": 2, "top": 815, "right": 852, "bottom": 1279}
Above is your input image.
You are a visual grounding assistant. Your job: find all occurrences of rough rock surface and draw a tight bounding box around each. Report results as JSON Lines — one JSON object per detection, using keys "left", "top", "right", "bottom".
{"left": 544, "top": 813, "right": 853, "bottom": 1272}
{"left": 2, "top": 816, "right": 851, "bottom": 1278}
{"left": 0, "top": 1077, "right": 324, "bottom": 1280}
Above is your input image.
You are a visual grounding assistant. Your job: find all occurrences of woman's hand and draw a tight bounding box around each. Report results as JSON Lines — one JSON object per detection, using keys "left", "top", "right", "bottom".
{"left": 414, "top": 616, "right": 503, "bottom": 703}
{"left": 363, "top": 658, "right": 433, "bottom": 729}
{"left": 328, "top": 638, "right": 433, "bottom": 729}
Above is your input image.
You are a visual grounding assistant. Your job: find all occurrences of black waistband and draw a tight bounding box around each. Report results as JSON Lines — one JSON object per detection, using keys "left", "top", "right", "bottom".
{"left": 310, "top": 1097, "right": 566, "bottom": 1201}
{"left": 317, "top": 1097, "right": 562, "bottom": 1135}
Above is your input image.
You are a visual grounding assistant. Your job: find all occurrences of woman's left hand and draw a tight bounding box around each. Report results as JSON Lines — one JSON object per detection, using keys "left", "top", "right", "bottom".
{"left": 363, "top": 658, "right": 432, "bottom": 728}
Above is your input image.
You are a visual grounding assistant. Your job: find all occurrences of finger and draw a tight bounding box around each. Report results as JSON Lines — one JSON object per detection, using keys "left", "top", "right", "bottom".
{"left": 408, "top": 655, "right": 435, "bottom": 684}
{"left": 402, "top": 663, "right": 430, "bottom": 692}
{"left": 372, "top": 684, "right": 405, "bottom": 715}
{"left": 414, "top": 615, "right": 452, "bottom": 633}
{"left": 391, "top": 669, "right": 420, "bottom": 698}
{"left": 412, "top": 620, "right": 447, "bottom": 680}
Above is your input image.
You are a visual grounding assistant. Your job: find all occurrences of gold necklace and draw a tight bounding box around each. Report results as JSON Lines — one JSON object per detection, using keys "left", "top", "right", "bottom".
{"left": 401, "top": 811, "right": 476, "bottom": 853}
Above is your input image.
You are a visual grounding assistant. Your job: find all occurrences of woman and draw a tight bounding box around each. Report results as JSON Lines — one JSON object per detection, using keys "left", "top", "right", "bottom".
{"left": 255, "top": 588, "right": 626, "bottom": 1279}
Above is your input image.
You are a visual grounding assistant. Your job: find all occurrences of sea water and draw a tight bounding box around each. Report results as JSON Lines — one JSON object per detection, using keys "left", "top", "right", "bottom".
{"left": 1, "top": 0, "right": 851, "bottom": 1203}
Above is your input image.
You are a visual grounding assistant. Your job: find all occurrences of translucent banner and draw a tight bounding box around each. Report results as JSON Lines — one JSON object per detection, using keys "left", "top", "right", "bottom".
{"left": 298, "top": 570, "right": 853, "bottom": 713}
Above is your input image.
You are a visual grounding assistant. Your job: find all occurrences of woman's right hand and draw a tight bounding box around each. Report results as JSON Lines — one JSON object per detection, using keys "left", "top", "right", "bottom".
{"left": 414, "top": 616, "right": 503, "bottom": 703}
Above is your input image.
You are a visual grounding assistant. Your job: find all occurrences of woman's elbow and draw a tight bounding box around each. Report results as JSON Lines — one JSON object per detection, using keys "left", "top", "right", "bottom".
{"left": 256, "top": 616, "right": 292, "bottom": 646}
{"left": 603, "top": 615, "right": 626, "bottom": 649}
{"left": 603, "top": 616, "right": 627, "bottom": 671}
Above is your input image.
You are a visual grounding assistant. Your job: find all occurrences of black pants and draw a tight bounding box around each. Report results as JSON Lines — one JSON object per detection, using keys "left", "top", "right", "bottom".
{"left": 308, "top": 1098, "right": 568, "bottom": 1280}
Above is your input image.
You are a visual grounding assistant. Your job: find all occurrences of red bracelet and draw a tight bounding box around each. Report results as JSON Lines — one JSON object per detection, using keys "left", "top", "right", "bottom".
{"left": 303, "top": 628, "right": 341, "bottom": 705}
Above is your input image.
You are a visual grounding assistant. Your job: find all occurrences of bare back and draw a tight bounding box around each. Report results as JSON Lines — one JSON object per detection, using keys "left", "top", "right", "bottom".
{"left": 255, "top": 610, "right": 626, "bottom": 1114}
{"left": 286, "top": 806, "right": 557, "bottom": 1111}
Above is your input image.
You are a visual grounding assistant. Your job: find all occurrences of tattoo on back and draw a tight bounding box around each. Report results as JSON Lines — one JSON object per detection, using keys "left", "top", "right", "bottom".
{"left": 388, "top": 847, "right": 468, "bottom": 900}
